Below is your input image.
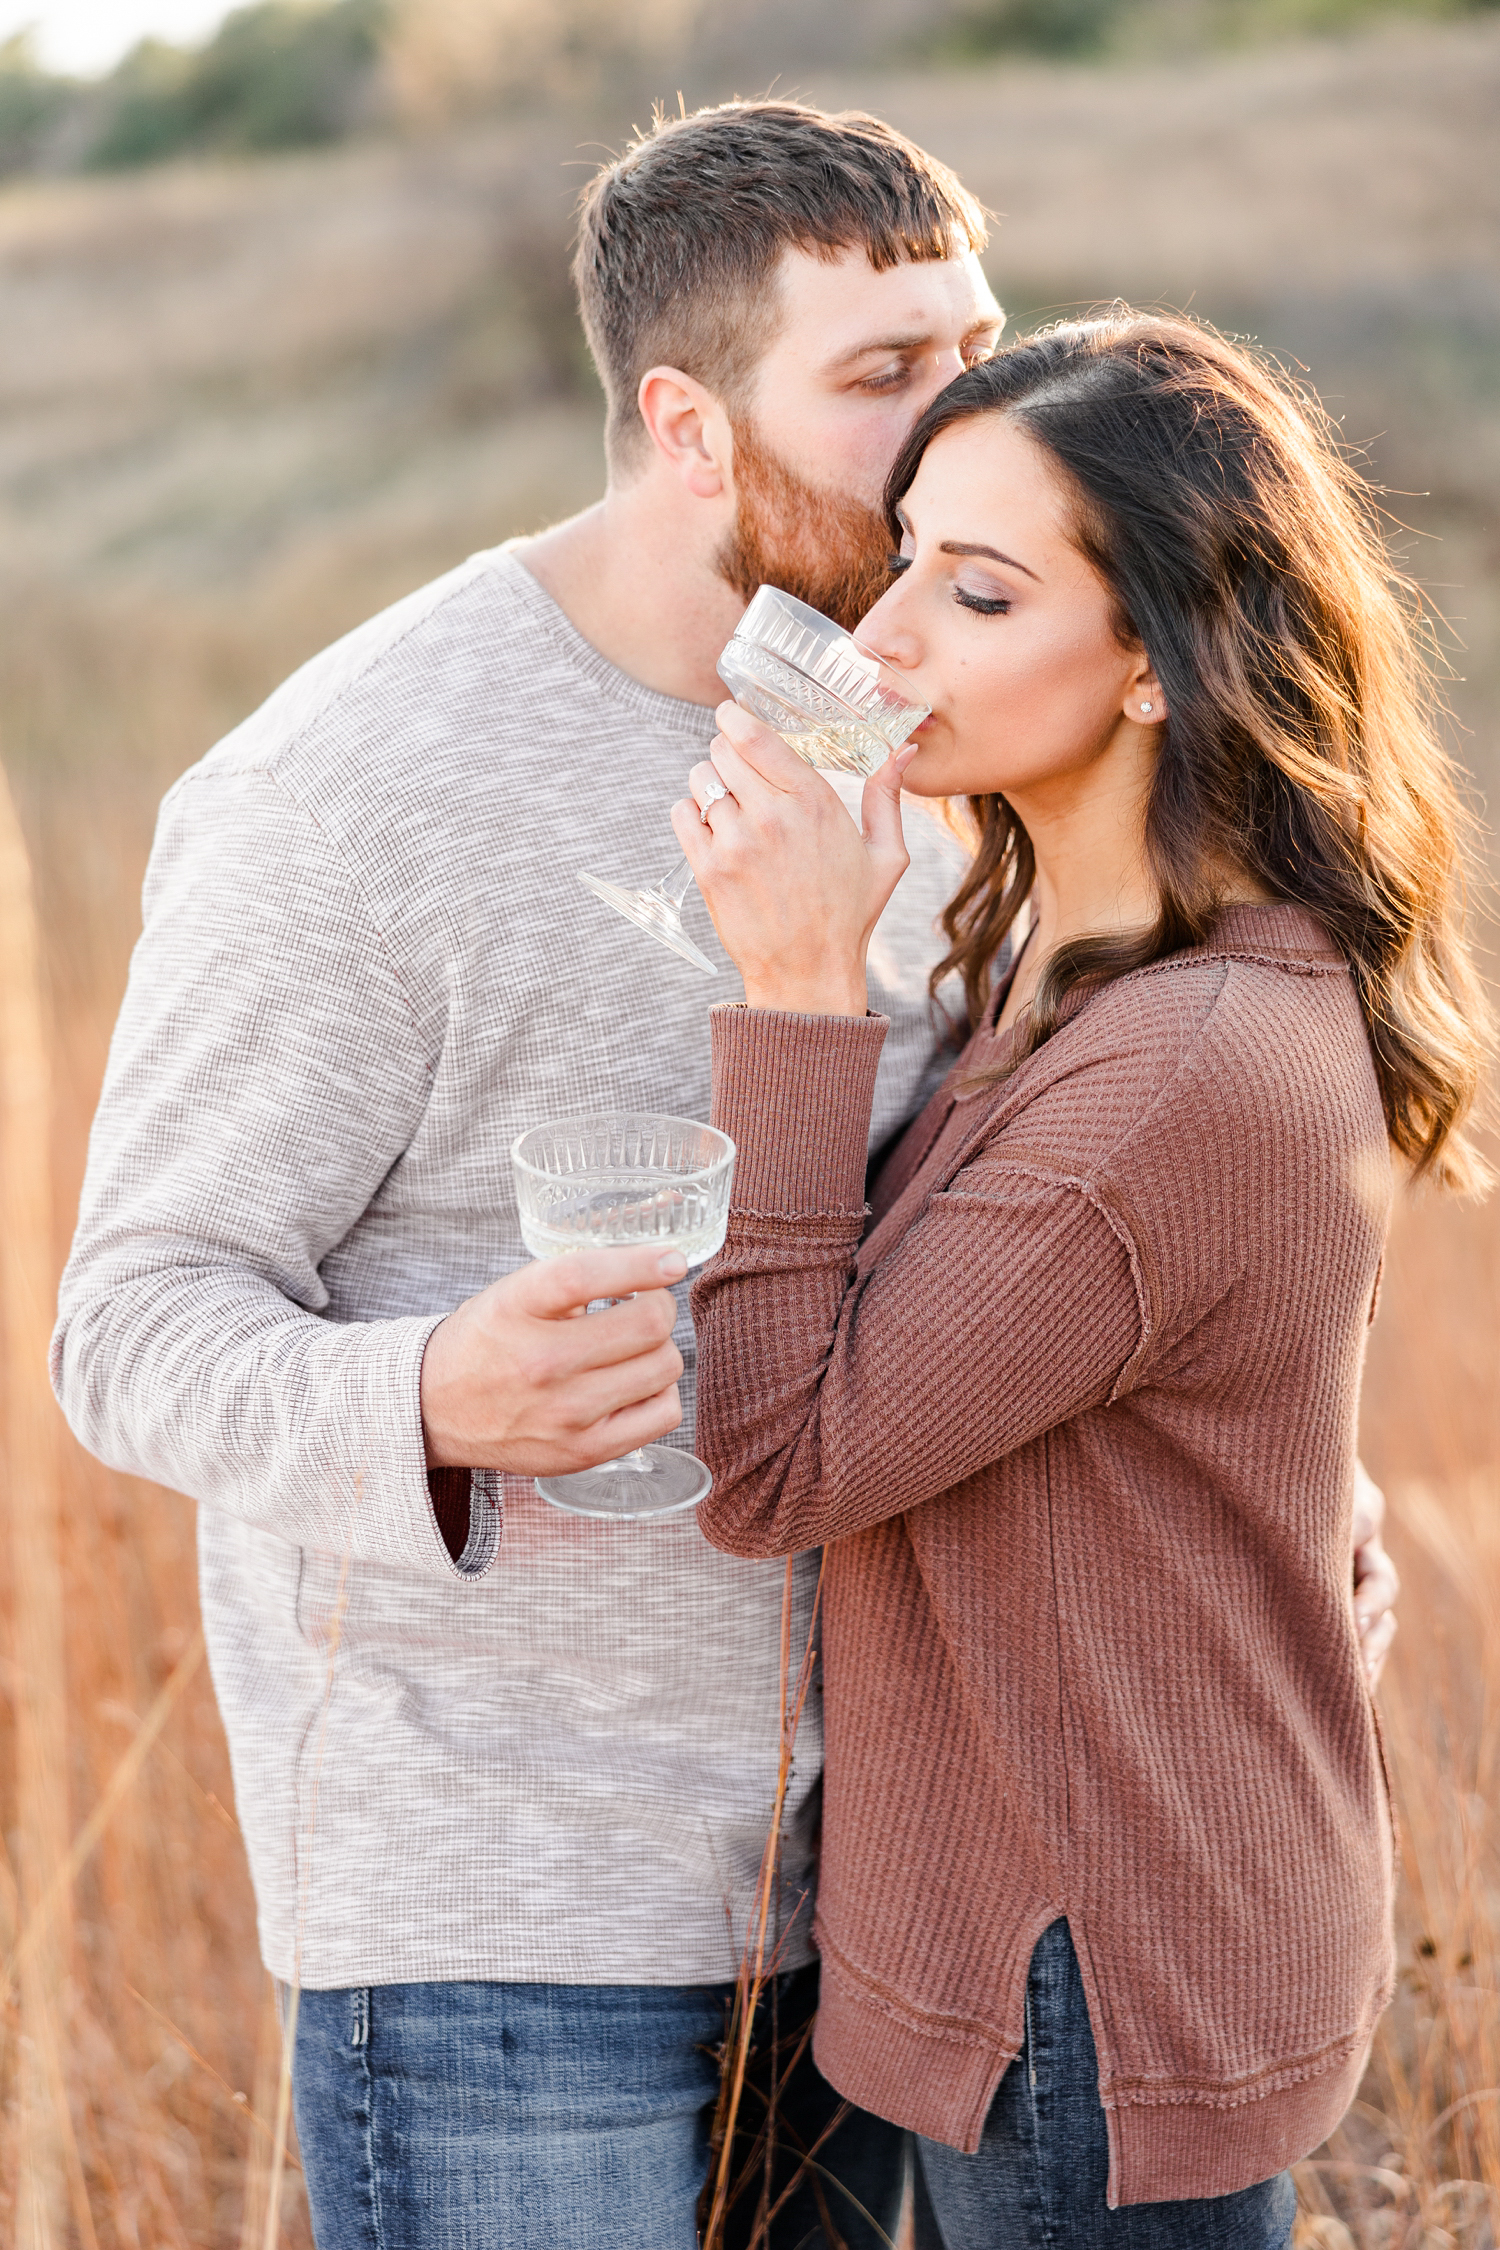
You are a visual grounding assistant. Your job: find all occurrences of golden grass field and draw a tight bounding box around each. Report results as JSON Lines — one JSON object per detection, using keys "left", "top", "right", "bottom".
{"left": 1, "top": 15, "right": 1497, "bottom": 2244}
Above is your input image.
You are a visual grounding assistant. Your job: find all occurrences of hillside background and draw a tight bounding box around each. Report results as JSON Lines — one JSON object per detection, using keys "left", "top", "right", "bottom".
{"left": 0, "top": 2, "right": 1497, "bottom": 2243}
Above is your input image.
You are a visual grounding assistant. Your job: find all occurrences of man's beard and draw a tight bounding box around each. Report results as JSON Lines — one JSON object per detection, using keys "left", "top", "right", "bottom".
{"left": 715, "top": 417, "right": 895, "bottom": 632}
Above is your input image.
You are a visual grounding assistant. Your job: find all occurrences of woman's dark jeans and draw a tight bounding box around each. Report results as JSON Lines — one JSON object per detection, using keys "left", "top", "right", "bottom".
{"left": 914, "top": 1921, "right": 1297, "bottom": 2249}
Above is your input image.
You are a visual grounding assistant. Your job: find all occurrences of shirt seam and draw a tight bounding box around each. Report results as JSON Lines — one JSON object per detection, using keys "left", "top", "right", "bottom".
{"left": 1100, "top": 1990, "right": 1395, "bottom": 2109}
{"left": 173, "top": 766, "right": 437, "bottom": 1083}
{"left": 939, "top": 1165, "right": 1154, "bottom": 1395}
{"left": 726, "top": 1204, "right": 871, "bottom": 1231}
{"left": 166, "top": 553, "right": 498, "bottom": 807}
{"left": 815, "top": 1921, "right": 1015, "bottom": 2051}
{"left": 1122, "top": 946, "right": 1349, "bottom": 983}
{"left": 817, "top": 1922, "right": 1390, "bottom": 2108}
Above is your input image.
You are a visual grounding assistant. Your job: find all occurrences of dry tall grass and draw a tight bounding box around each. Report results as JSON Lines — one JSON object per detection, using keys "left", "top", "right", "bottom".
{"left": 1318, "top": 1473, "right": 1500, "bottom": 2246}
{"left": 1, "top": 740, "right": 313, "bottom": 2242}
{"left": 1, "top": 18, "right": 1496, "bottom": 2246}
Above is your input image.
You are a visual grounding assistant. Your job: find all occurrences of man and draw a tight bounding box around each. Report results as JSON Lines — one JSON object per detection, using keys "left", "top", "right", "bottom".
{"left": 53, "top": 100, "right": 1396, "bottom": 2250}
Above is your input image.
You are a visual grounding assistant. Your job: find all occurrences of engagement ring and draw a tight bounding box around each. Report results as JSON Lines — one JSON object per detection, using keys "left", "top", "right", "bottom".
{"left": 698, "top": 778, "right": 728, "bottom": 822}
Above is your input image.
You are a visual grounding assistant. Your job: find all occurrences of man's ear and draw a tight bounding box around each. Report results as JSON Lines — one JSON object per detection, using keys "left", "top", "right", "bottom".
{"left": 637, "top": 366, "right": 733, "bottom": 501}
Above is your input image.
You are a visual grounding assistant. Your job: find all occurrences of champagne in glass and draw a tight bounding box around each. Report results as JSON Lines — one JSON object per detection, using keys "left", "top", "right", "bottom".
{"left": 714, "top": 586, "right": 932, "bottom": 777}
{"left": 511, "top": 1112, "right": 735, "bottom": 1519}
{"left": 575, "top": 587, "right": 930, "bottom": 973}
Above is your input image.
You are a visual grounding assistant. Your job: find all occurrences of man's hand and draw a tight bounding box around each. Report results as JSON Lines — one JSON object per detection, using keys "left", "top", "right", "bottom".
{"left": 420, "top": 1247, "right": 688, "bottom": 1474}
{"left": 1353, "top": 1461, "right": 1399, "bottom": 1687}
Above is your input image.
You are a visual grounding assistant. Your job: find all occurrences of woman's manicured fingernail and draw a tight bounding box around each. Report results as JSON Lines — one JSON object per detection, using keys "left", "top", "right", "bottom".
{"left": 894, "top": 745, "right": 918, "bottom": 772}
{"left": 658, "top": 1252, "right": 688, "bottom": 1279}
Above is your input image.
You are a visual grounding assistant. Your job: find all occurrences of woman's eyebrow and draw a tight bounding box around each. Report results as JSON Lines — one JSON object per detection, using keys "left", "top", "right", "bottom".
{"left": 939, "top": 539, "right": 1042, "bottom": 583}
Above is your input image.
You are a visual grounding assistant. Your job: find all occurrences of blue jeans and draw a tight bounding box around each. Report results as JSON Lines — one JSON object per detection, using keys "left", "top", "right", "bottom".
{"left": 914, "top": 1922, "right": 1295, "bottom": 2248}
{"left": 290, "top": 1962, "right": 905, "bottom": 2249}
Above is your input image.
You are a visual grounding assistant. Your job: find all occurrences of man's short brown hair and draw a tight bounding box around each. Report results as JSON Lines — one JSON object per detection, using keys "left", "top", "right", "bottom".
{"left": 573, "top": 100, "right": 989, "bottom": 470}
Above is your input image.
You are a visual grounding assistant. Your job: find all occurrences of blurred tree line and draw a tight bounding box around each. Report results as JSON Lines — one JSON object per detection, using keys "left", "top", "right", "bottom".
{"left": 0, "top": 0, "right": 1495, "bottom": 176}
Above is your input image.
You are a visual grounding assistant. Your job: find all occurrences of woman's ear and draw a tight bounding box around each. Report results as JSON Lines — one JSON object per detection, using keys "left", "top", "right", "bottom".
{"left": 1125, "top": 661, "right": 1167, "bottom": 726}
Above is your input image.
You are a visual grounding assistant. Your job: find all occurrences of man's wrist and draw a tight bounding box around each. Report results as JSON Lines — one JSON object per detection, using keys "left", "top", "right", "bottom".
{"left": 419, "top": 1316, "right": 464, "bottom": 1469}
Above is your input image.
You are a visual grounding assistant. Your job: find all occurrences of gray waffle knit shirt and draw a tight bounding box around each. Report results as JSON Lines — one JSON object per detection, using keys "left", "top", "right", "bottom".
{"left": 52, "top": 546, "right": 968, "bottom": 1988}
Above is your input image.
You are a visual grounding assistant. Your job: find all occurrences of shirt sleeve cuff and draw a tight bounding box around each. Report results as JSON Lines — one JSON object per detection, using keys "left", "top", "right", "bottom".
{"left": 709, "top": 1004, "right": 889, "bottom": 1216}
{"left": 349, "top": 1312, "right": 502, "bottom": 1579}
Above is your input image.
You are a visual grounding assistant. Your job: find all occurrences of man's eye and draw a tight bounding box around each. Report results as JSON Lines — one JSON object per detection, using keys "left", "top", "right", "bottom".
{"left": 862, "top": 365, "right": 911, "bottom": 394}
{"left": 955, "top": 588, "right": 1010, "bottom": 615}
{"left": 887, "top": 554, "right": 913, "bottom": 577}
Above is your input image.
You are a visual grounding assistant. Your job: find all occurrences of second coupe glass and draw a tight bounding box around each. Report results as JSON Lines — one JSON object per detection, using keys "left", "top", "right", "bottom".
{"left": 511, "top": 1111, "right": 736, "bottom": 1520}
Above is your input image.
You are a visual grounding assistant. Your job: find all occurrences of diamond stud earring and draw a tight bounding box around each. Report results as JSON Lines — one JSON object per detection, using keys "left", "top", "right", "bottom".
{"left": 1140, "top": 701, "right": 1154, "bottom": 714}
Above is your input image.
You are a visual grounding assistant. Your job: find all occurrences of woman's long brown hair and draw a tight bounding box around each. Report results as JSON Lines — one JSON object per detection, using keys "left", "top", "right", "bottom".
{"left": 887, "top": 314, "right": 1492, "bottom": 1190}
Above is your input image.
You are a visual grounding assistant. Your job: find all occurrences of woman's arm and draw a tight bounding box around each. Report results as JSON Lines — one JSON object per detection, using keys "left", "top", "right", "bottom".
{"left": 674, "top": 703, "right": 1143, "bottom": 1554}
{"left": 692, "top": 1005, "right": 1144, "bottom": 1556}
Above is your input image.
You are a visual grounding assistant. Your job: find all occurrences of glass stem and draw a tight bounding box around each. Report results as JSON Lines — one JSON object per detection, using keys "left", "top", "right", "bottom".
{"left": 602, "top": 1450, "right": 652, "bottom": 1473}
{"left": 658, "top": 858, "right": 696, "bottom": 909}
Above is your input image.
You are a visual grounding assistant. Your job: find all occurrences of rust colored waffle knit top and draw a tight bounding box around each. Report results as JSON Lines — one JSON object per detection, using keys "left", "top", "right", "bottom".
{"left": 693, "top": 903, "right": 1397, "bottom": 2209}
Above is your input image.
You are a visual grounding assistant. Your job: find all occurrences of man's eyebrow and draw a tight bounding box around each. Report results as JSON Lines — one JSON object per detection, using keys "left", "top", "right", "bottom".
{"left": 939, "top": 539, "right": 1042, "bottom": 584}
{"left": 828, "top": 329, "right": 937, "bottom": 367}
{"left": 827, "top": 314, "right": 1003, "bottom": 370}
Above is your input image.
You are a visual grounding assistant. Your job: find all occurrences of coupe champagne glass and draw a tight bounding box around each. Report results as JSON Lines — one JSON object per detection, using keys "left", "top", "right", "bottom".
{"left": 511, "top": 1112, "right": 736, "bottom": 1519}
{"left": 576, "top": 586, "right": 931, "bottom": 975}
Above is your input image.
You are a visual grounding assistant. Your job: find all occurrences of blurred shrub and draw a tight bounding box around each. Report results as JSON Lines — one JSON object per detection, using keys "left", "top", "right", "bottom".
{"left": 936, "top": 0, "right": 1498, "bottom": 56}
{"left": 78, "top": 40, "right": 196, "bottom": 169}
{"left": 937, "top": 0, "right": 1124, "bottom": 57}
{"left": 381, "top": 0, "right": 700, "bottom": 124}
{"left": 0, "top": 33, "right": 76, "bottom": 175}
{"left": 2, "top": 0, "right": 1499, "bottom": 177}
{"left": 79, "top": 0, "right": 388, "bottom": 171}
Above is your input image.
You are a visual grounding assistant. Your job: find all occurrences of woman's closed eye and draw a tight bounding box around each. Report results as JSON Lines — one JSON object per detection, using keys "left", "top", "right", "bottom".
{"left": 954, "top": 584, "right": 1011, "bottom": 616}
{"left": 885, "top": 554, "right": 1012, "bottom": 613}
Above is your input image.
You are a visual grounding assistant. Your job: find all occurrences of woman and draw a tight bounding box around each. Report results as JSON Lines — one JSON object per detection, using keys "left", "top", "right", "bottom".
{"left": 669, "top": 317, "right": 1490, "bottom": 2245}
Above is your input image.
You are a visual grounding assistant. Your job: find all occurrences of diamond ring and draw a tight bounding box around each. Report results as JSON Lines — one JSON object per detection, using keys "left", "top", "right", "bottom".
{"left": 697, "top": 777, "right": 729, "bottom": 823}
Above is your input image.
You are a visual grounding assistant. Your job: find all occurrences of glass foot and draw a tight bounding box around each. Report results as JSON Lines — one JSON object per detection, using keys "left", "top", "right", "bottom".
{"left": 535, "top": 1445, "right": 712, "bottom": 1520}
{"left": 577, "top": 871, "right": 718, "bottom": 977}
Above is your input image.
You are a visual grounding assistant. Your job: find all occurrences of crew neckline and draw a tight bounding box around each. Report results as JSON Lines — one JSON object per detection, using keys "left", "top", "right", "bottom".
{"left": 1204, "top": 900, "right": 1342, "bottom": 961}
{"left": 490, "top": 543, "right": 720, "bottom": 741}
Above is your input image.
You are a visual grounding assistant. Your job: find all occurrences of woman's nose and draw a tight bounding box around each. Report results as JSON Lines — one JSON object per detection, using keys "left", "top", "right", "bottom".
{"left": 854, "top": 583, "right": 922, "bottom": 673}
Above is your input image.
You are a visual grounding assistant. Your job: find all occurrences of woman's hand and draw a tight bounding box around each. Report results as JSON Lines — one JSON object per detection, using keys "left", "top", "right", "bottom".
{"left": 671, "top": 702, "right": 914, "bottom": 1016}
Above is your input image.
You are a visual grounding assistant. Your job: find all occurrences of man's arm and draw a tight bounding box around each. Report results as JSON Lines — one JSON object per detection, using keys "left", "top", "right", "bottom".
{"left": 53, "top": 768, "right": 681, "bottom": 1575}
{"left": 52, "top": 767, "right": 460, "bottom": 1570}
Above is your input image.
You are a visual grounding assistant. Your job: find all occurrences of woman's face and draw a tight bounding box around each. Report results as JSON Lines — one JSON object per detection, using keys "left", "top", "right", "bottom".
{"left": 857, "top": 412, "right": 1157, "bottom": 807}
